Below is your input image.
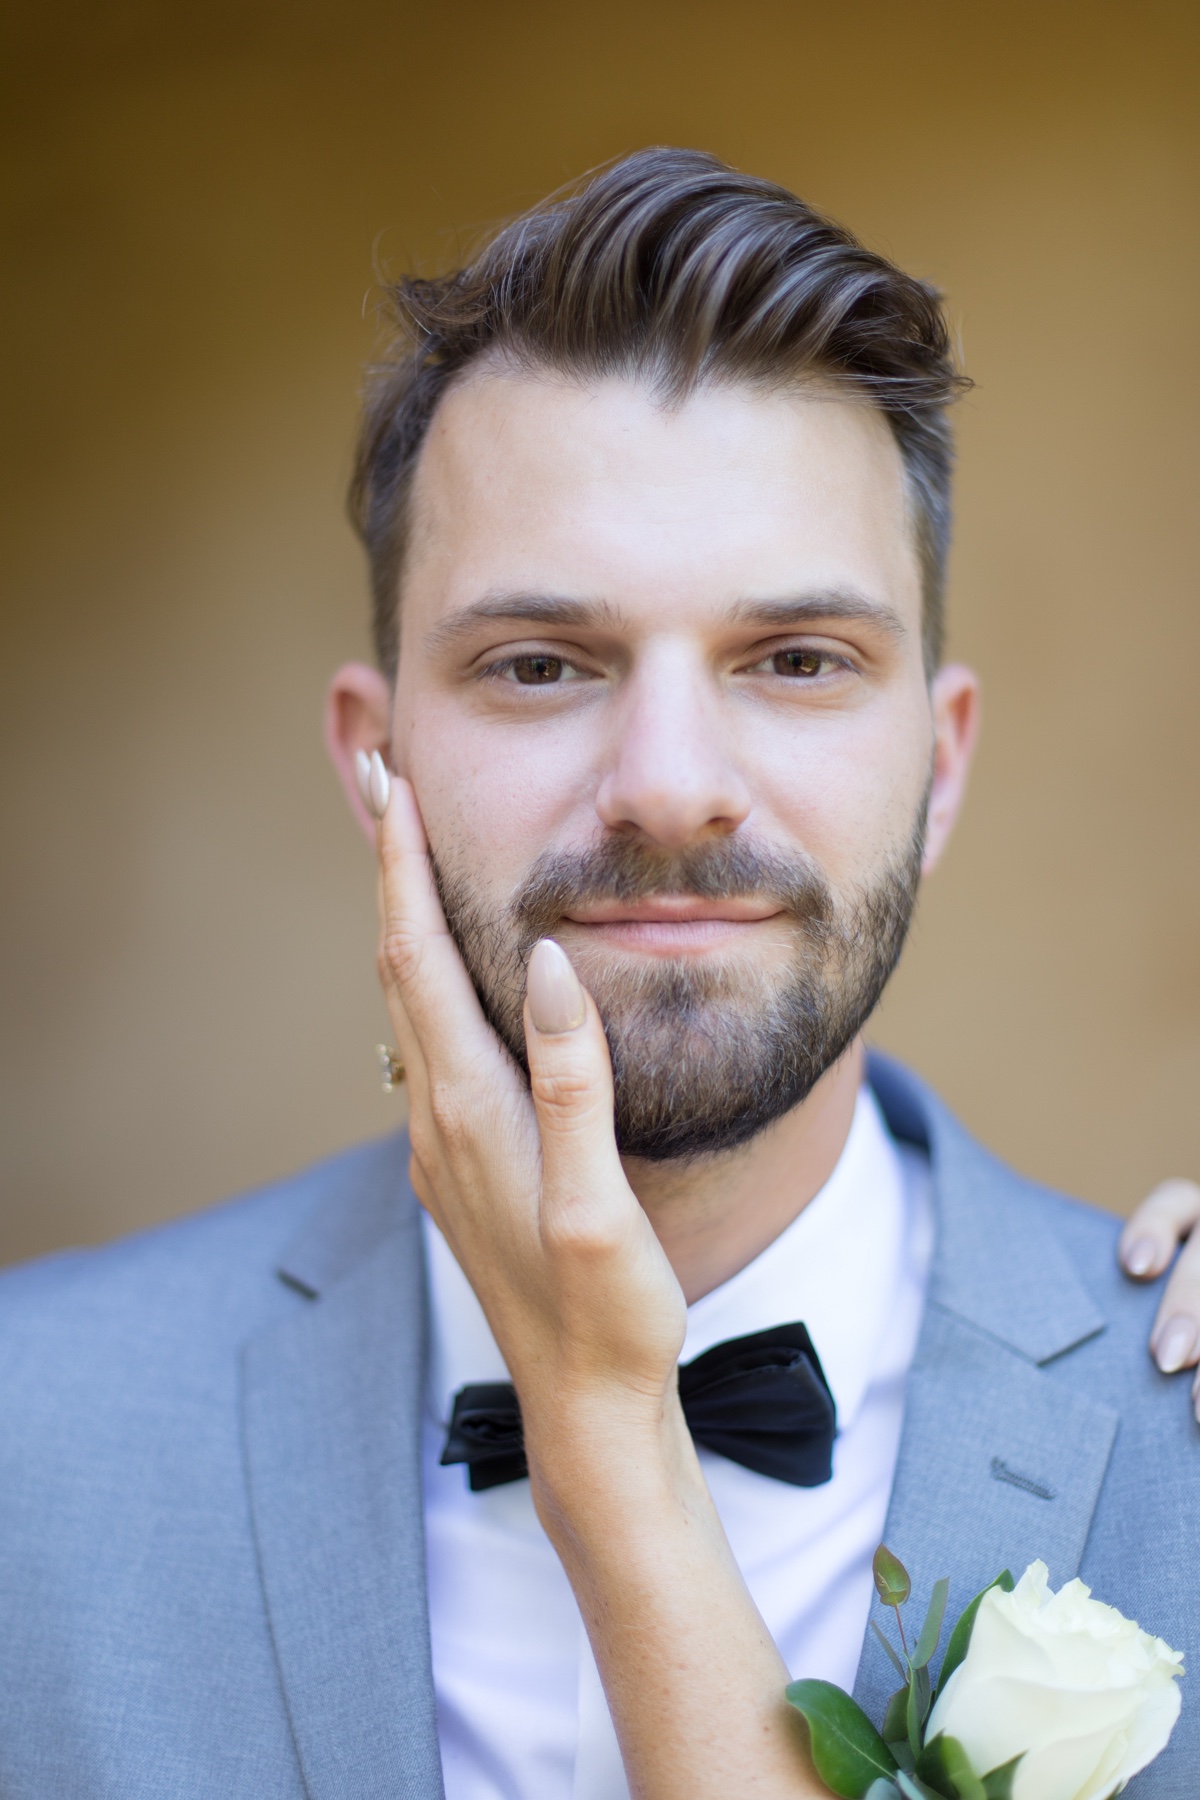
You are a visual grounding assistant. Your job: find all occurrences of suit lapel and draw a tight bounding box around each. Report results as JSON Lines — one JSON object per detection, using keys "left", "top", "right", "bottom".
{"left": 237, "top": 1068, "right": 1124, "bottom": 1774}
{"left": 856, "top": 1059, "right": 1119, "bottom": 1718}
{"left": 241, "top": 1140, "right": 444, "bottom": 1800}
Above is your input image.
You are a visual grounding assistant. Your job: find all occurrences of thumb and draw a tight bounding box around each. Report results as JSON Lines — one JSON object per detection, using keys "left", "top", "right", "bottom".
{"left": 523, "top": 939, "right": 625, "bottom": 1210}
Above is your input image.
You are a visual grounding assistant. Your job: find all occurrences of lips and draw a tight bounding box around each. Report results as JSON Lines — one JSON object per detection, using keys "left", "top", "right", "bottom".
{"left": 563, "top": 896, "right": 784, "bottom": 927}
{"left": 558, "top": 896, "right": 785, "bottom": 956}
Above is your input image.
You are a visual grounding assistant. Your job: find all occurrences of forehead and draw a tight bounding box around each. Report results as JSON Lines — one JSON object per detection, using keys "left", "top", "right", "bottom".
{"left": 403, "top": 367, "right": 921, "bottom": 627}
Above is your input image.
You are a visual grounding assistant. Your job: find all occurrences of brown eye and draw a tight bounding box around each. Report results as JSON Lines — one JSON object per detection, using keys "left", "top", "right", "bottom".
{"left": 772, "top": 649, "right": 825, "bottom": 677}
{"left": 512, "top": 655, "right": 564, "bottom": 684}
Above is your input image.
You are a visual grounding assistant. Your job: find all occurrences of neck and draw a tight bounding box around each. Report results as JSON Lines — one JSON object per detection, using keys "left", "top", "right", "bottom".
{"left": 621, "top": 1038, "right": 865, "bottom": 1305}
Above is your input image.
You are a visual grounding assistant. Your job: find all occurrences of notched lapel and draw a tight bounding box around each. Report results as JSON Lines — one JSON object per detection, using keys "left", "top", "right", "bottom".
{"left": 241, "top": 1167, "right": 444, "bottom": 1800}
{"left": 858, "top": 1060, "right": 1119, "bottom": 1721}
{"left": 855, "top": 1307, "right": 1117, "bottom": 1718}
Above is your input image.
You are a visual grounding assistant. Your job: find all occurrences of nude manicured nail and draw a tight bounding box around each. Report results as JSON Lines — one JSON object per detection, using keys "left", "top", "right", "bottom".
{"left": 1155, "top": 1317, "right": 1197, "bottom": 1374}
{"left": 1123, "top": 1236, "right": 1158, "bottom": 1278}
{"left": 526, "top": 939, "right": 586, "bottom": 1034}
{"left": 367, "top": 750, "right": 391, "bottom": 820}
{"left": 354, "top": 750, "right": 373, "bottom": 809}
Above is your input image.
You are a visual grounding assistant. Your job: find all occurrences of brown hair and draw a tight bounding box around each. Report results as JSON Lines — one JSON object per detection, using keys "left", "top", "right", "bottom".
{"left": 350, "top": 148, "right": 969, "bottom": 678}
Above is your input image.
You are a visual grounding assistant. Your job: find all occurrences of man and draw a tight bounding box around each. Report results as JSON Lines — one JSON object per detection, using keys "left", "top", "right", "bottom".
{"left": 0, "top": 149, "right": 1196, "bottom": 1797}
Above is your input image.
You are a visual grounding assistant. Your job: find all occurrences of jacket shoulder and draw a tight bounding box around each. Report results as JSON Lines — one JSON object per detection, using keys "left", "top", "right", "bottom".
{"left": 0, "top": 1133, "right": 408, "bottom": 1387}
{"left": 0, "top": 1145, "right": 414, "bottom": 1799}
{"left": 871, "top": 1050, "right": 1198, "bottom": 1434}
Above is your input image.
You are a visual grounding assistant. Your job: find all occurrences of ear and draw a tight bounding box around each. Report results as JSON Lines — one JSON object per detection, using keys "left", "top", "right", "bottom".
{"left": 324, "top": 662, "right": 393, "bottom": 845}
{"left": 922, "top": 663, "right": 981, "bottom": 874}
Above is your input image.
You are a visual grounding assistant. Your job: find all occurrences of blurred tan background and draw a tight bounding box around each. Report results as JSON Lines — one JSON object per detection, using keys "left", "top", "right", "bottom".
{"left": 2, "top": 0, "right": 1198, "bottom": 1266}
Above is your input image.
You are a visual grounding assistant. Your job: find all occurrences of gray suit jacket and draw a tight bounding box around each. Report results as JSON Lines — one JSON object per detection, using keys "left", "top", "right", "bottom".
{"left": 0, "top": 1055, "right": 1196, "bottom": 1798}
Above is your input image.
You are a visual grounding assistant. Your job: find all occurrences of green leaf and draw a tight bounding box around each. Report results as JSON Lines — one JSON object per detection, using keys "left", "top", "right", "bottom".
{"left": 934, "top": 1572, "right": 1015, "bottom": 1701}
{"left": 892, "top": 1740, "right": 916, "bottom": 1775}
{"left": 786, "top": 1678, "right": 900, "bottom": 1799}
{"left": 895, "top": 1773, "right": 944, "bottom": 1800}
{"left": 872, "top": 1618, "right": 908, "bottom": 1682}
{"left": 906, "top": 1661, "right": 931, "bottom": 1758}
{"left": 913, "top": 1578, "right": 950, "bottom": 1671}
{"left": 981, "top": 1756, "right": 1023, "bottom": 1799}
{"left": 916, "top": 1734, "right": 985, "bottom": 1800}
{"left": 882, "top": 1685, "right": 910, "bottom": 1748}
{"left": 864, "top": 1783, "right": 903, "bottom": 1800}
{"left": 873, "top": 1544, "right": 912, "bottom": 1608}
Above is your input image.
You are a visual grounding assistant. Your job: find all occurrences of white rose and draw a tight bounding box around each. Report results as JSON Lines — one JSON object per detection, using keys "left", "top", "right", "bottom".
{"left": 926, "top": 1561, "right": 1183, "bottom": 1800}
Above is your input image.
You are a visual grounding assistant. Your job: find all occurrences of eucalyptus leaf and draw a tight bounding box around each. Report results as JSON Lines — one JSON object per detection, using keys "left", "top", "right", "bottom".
{"left": 934, "top": 1571, "right": 1015, "bottom": 1701}
{"left": 981, "top": 1755, "right": 1022, "bottom": 1799}
{"left": 864, "top": 1783, "right": 903, "bottom": 1800}
{"left": 786, "top": 1678, "right": 899, "bottom": 1799}
{"left": 916, "top": 1733, "right": 986, "bottom": 1800}
{"left": 911, "top": 1738, "right": 952, "bottom": 1800}
{"left": 914, "top": 1578, "right": 950, "bottom": 1671}
{"left": 895, "top": 1772, "right": 944, "bottom": 1800}
{"left": 872, "top": 1618, "right": 908, "bottom": 1682}
{"left": 906, "top": 1661, "right": 931, "bottom": 1758}
{"left": 891, "top": 1739, "right": 916, "bottom": 1775}
{"left": 873, "top": 1544, "right": 912, "bottom": 1608}
{"left": 882, "top": 1685, "right": 909, "bottom": 1748}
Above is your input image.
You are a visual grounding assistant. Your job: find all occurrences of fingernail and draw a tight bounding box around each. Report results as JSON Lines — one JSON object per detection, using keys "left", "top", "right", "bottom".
{"left": 368, "top": 750, "right": 391, "bottom": 820}
{"left": 354, "top": 749, "right": 372, "bottom": 809}
{"left": 1155, "top": 1317, "right": 1197, "bottom": 1374}
{"left": 526, "top": 938, "right": 586, "bottom": 1034}
{"left": 1123, "top": 1236, "right": 1158, "bottom": 1278}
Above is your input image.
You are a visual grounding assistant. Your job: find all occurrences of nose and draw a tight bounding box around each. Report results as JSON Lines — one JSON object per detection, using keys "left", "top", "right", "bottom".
{"left": 594, "top": 644, "right": 752, "bottom": 848}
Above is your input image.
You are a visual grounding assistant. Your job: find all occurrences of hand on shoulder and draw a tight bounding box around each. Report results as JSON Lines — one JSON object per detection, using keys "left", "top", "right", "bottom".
{"left": 1120, "top": 1178, "right": 1200, "bottom": 1419}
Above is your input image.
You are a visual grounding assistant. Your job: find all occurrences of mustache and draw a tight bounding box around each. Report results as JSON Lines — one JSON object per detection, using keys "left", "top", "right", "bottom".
{"left": 506, "top": 834, "right": 835, "bottom": 946}
{"left": 428, "top": 819, "right": 926, "bottom": 1159}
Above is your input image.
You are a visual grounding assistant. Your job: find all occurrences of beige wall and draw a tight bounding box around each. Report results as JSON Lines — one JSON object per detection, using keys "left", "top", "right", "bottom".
{"left": 2, "top": 0, "right": 1198, "bottom": 1266}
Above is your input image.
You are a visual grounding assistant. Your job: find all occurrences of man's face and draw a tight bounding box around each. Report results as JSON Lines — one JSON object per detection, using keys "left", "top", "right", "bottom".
{"left": 388, "top": 369, "right": 951, "bottom": 1159}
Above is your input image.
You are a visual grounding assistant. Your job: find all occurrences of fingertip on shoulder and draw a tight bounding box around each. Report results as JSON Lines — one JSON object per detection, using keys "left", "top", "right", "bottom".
{"left": 1119, "top": 1179, "right": 1200, "bottom": 1280}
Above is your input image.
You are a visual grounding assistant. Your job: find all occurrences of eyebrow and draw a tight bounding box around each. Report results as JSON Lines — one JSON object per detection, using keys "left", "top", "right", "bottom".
{"left": 727, "top": 592, "right": 908, "bottom": 640}
{"left": 425, "top": 593, "right": 624, "bottom": 653}
{"left": 425, "top": 587, "right": 906, "bottom": 653}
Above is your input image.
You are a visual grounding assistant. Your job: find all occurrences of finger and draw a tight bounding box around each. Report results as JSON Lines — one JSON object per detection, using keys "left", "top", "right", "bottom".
{"left": 523, "top": 941, "right": 684, "bottom": 1399}
{"left": 1149, "top": 1225, "right": 1200, "bottom": 1373}
{"left": 373, "top": 770, "right": 504, "bottom": 1076}
{"left": 373, "top": 852, "right": 476, "bottom": 1208}
{"left": 375, "top": 864, "right": 430, "bottom": 1085}
{"left": 523, "top": 939, "right": 629, "bottom": 1230}
{"left": 1118, "top": 1178, "right": 1200, "bottom": 1280}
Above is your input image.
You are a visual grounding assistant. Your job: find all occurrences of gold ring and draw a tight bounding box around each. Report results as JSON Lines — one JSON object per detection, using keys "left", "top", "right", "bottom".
{"left": 376, "top": 1044, "right": 406, "bottom": 1092}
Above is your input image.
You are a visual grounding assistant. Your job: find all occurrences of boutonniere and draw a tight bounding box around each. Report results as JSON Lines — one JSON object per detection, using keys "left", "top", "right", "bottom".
{"left": 786, "top": 1546, "right": 1183, "bottom": 1800}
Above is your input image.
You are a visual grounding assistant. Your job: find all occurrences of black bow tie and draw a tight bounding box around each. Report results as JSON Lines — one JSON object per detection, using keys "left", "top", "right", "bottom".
{"left": 441, "top": 1322, "right": 836, "bottom": 1492}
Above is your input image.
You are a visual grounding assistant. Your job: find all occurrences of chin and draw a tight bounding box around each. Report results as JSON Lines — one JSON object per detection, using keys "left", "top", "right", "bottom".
{"left": 560, "top": 932, "right": 799, "bottom": 998}
{"left": 585, "top": 968, "right": 861, "bottom": 1164}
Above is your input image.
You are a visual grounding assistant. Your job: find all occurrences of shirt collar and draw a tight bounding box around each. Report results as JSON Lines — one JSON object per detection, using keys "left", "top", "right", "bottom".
{"left": 423, "top": 1084, "right": 909, "bottom": 1434}
{"left": 680, "top": 1085, "right": 908, "bottom": 1430}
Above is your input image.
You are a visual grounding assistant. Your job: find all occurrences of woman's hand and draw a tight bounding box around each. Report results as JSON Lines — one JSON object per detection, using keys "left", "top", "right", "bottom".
{"left": 367, "top": 758, "right": 825, "bottom": 1799}
{"left": 1119, "top": 1180, "right": 1200, "bottom": 1416}
{"left": 373, "top": 768, "right": 686, "bottom": 1464}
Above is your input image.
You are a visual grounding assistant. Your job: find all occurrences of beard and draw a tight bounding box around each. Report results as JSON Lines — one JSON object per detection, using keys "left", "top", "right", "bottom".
{"left": 432, "top": 811, "right": 926, "bottom": 1163}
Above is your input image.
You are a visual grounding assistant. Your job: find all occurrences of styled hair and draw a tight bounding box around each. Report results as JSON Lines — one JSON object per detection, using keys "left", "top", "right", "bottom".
{"left": 350, "top": 148, "right": 969, "bottom": 678}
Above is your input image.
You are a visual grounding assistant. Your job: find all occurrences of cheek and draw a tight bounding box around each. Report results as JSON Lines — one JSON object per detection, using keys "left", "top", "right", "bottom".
{"left": 399, "top": 695, "right": 594, "bottom": 890}
{"left": 746, "top": 700, "right": 932, "bottom": 880}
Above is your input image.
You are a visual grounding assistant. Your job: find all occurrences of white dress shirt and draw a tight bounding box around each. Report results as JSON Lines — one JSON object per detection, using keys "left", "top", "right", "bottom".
{"left": 421, "top": 1084, "right": 933, "bottom": 1800}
